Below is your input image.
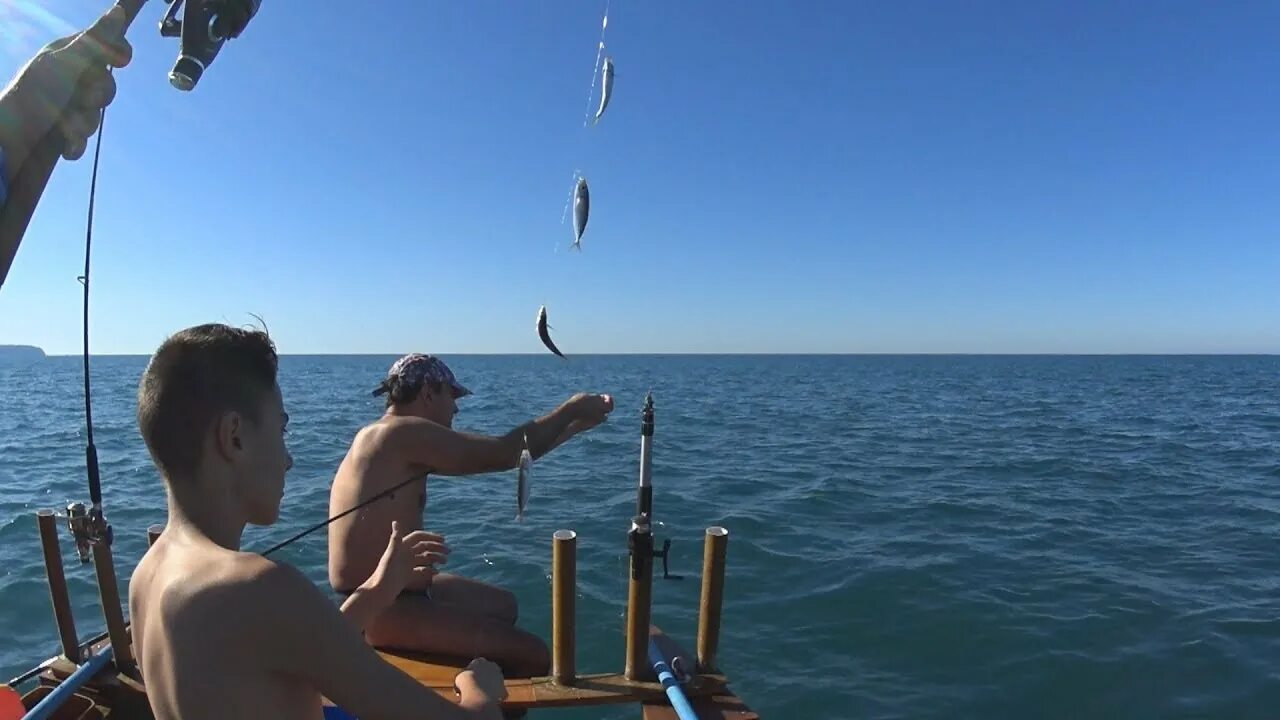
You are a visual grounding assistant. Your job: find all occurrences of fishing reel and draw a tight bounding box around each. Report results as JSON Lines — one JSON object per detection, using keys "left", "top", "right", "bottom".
{"left": 159, "top": 0, "right": 261, "bottom": 90}
{"left": 653, "top": 537, "right": 681, "bottom": 581}
{"left": 65, "top": 502, "right": 112, "bottom": 564}
{"left": 627, "top": 514, "right": 683, "bottom": 581}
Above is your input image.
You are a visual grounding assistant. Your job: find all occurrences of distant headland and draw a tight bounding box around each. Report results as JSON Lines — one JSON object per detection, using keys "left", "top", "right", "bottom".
{"left": 0, "top": 345, "right": 46, "bottom": 364}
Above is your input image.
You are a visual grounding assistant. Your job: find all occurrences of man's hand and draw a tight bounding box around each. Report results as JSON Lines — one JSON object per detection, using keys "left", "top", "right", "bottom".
{"left": 564, "top": 393, "right": 615, "bottom": 433}
{"left": 455, "top": 658, "right": 507, "bottom": 718}
{"left": 0, "top": 3, "right": 133, "bottom": 178}
{"left": 368, "top": 520, "right": 449, "bottom": 597}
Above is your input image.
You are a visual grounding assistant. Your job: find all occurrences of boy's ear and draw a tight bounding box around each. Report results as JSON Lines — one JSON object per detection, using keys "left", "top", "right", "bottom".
{"left": 215, "top": 411, "right": 243, "bottom": 461}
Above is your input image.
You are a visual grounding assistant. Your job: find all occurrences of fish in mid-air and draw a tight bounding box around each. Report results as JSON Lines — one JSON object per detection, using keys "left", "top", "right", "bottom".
{"left": 537, "top": 305, "right": 566, "bottom": 359}
{"left": 516, "top": 434, "right": 533, "bottom": 520}
{"left": 571, "top": 176, "right": 589, "bottom": 251}
{"left": 593, "top": 56, "right": 615, "bottom": 124}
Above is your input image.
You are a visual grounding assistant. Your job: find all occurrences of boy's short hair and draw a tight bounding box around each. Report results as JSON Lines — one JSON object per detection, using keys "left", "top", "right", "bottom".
{"left": 137, "top": 323, "right": 279, "bottom": 480}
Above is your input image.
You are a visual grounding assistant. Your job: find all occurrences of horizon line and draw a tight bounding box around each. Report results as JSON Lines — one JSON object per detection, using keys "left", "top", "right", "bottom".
{"left": 24, "top": 351, "right": 1280, "bottom": 358}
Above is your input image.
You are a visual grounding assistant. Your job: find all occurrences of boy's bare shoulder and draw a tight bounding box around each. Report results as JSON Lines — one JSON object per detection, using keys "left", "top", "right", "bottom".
{"left": 159, "top": 549, "right": 314, "bottom": 625}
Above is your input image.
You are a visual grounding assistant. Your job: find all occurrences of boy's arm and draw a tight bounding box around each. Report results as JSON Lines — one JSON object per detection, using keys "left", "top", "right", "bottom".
{"left": 338, "top": 583, "right": 395, "bottom": 634}
{"left": 240, "top": 559, "right": 501, "bottom": 719}
{"left": 338, "top": 523, "right": 446, "bottom": 633}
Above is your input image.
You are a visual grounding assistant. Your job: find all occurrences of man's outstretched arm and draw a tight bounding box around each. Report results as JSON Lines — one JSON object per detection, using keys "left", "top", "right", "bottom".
{"left": 388, "top": 393, "right": 614, "bottom": 476}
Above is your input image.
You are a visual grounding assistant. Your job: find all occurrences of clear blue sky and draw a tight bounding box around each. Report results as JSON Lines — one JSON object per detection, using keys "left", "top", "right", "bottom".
{"left": 1, "top": 0, "right": 1277, "bottom": 354}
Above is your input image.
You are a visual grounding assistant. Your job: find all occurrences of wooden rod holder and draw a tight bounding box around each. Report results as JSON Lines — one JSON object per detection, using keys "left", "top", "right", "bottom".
{"left": 551, "top": 529, "right": 577, "bottom": 685}
{"left": 696, "top": 526, "right": 729, "bottom": 673}
{"left": 91, "top": 540, "right": 133, "bottom": 671}
{"left": 37, "top": 509, "right": 81, "bottom": 663}
{"left": 147, "top": 524, "right": 163, "bottom": 547}
{"left": 624, "top": 517, "right": 654, "bottom": 681}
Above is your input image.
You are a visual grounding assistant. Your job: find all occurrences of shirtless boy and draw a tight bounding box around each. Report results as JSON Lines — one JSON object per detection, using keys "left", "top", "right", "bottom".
{"left": 327, "top": 353, "right": 614, "bottom": 677}
{"left": 128, "top": 324, "right": 506, "bottom": 720}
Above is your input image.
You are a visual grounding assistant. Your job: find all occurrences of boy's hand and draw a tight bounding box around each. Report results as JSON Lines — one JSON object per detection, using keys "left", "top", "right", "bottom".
{"left": 368, "top": 520, "right": 449, "bottom": 597}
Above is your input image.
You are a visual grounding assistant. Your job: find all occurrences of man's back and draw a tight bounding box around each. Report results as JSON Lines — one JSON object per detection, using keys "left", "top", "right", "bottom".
{"left": 329, "top": 418, "right": 431, "bottom": 593}
{"left": 131, "top": 532, "right": 321, "bottom": 720}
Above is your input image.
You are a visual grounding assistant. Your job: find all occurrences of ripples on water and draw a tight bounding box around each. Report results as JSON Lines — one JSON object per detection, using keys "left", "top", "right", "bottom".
{"left": 1, "top": 354, "right": 1277, "bottom": 719}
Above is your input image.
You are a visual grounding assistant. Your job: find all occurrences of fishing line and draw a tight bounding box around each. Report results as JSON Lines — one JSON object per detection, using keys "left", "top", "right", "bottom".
{"left": 579, "top": 0, "right": 610, "bottom": 128}
{"left": 559, "top": 169, "right": 581, "bottom": 232}
{"left": 555, "top": 0, "right": 608, "bottom": 252}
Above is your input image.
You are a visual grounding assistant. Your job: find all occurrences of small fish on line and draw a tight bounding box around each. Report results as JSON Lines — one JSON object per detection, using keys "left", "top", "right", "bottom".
{"left": 571, "top": 176, "right": 589, "bottom": 251}
{"left": 537, "top": 305, "right": 567, "bottom": 359}
{"left": 516, "top": 434, "right": 533, "bottom": 520}
{"left": 593, "top": 56, "right": 615, "bottom": 124}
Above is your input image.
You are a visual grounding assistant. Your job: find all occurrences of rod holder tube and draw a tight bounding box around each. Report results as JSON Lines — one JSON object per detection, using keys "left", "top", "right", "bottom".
{"left": 147, "top": 524, "right": 163, "bottom": 547}
{"left": 696, "top": 526, "right": 729, "bottom": 673}
{"left": 37, "top": 510, "right": 81, "bottom": 664}
{"left": 90, "top": 540, "right": 133, "bottom": 671}
{"left": 624, "top": 515, "right": 654, "bottom": 681}
{"left": 551, "top": 529, "right": 577, "bottom": 685}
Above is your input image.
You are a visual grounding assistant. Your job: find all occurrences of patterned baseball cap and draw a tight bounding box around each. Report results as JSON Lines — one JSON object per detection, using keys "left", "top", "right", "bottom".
{"left": 372, "top": 353, "right": 471, "bottom": 399}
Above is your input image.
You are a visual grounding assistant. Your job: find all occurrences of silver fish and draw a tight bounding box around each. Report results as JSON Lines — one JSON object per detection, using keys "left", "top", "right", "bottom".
{"left": 516, "top": 434, "right": 533, "bottom": 520}
{"left": 537, "top": 304, "right": 566, "bottom": 359}
{"left": 571, "top": 176, "right": 589, "bottom": 251}
{"left": 594, "top": 56, "right": 615, "bottom": 124}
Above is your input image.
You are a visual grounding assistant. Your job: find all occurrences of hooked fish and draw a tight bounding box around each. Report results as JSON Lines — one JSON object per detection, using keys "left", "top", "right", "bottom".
{"left": 537, "top": 305, "right": 566, "bottom": 359}
{"left": 593, "top": 56, "right": 615, "bottom": 124}
{"left": 516, "top": 434, "right": 532, "bottom": 520}
{"left": 571, "top": 176, "right": 589, "bottom": 251}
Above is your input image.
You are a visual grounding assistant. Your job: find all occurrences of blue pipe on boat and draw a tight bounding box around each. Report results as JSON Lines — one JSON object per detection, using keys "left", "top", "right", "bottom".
{"left": 647, "top": 637, "right": 697, "bottom": 720}
{"left": 22, "top": 648, "right": 113, "bottom": 720}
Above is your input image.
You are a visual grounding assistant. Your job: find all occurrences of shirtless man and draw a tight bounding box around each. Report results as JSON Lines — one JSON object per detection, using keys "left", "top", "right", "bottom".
{"left": 328, "top": 353, "right": 614, "bottom": 677}
{"left": 128, "top": 324, "right": 506, "bottom": 720}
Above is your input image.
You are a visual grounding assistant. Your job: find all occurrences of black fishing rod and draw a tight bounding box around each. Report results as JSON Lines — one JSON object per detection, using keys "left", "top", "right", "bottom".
{"left": 257, "top": 473, "right": 430, "bottom": 557}
{"left": 3, "top": 0, "right": 265, "bottom": 686}
{"left": 64, "top": 91, "right": 113, "bottom": 564}
{"left": 1, "top": 0, "right": 266, "bottom": 559}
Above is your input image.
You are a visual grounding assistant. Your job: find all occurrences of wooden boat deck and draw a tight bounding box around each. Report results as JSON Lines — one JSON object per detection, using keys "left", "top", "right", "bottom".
{"left": 26, "top": 626, "right": 758, "bottom": 719}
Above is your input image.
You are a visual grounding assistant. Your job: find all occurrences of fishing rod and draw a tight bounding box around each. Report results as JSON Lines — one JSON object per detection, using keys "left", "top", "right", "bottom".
{"left": 257, "top": 473, "right": 428, "bottom": 557}
{"left": 648, "top": 637, "right": 698, "bottom": 720}
{"left": 0, "top": 0, "right": 263, "bottom": 688}
{"left": 636, "top": 391, "right": 681, "bottom": 581}
{"left": 4, "top": 0, "right": 264, "bottom": 555}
